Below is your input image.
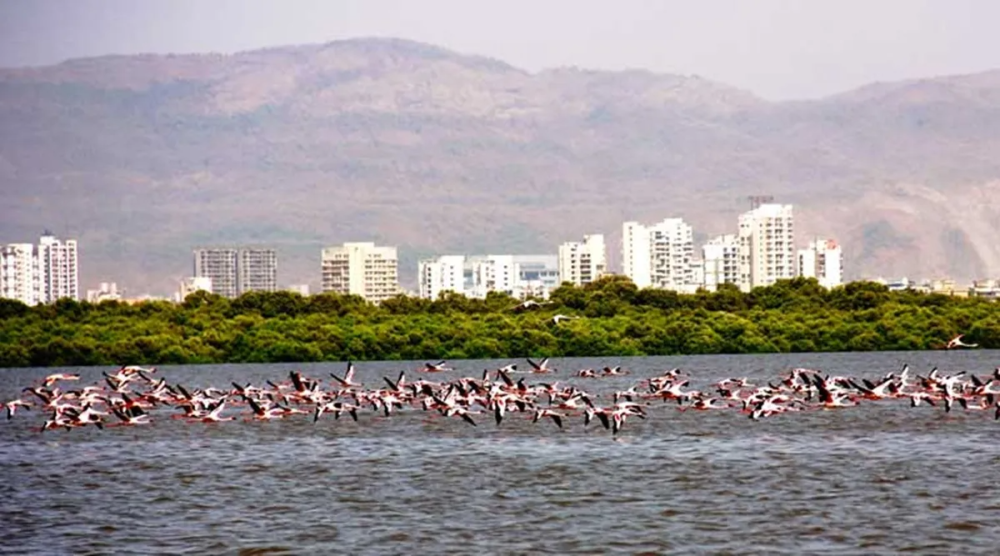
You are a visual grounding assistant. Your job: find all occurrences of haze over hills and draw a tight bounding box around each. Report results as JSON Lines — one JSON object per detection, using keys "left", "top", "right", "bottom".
{"left": 1, "top": 37, "right": 999, "bottom": 295}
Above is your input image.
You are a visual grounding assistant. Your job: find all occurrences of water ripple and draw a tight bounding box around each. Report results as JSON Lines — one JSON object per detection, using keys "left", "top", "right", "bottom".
{"left": 2, "top": 353, "right": 1000, "bottom": 554}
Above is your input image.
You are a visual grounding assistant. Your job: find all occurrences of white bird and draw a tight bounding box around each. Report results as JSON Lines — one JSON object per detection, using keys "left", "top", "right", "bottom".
{"left": 945, "top": 334, "right": 978, "bottom": 349}
{"left": 527, "top": 357, "right": 555, "bottom": 374}
{"left": 511, "top": 299, "right": 551, "bottom": 312}
{"left": 551, "top": 314, "right": 578, "bottom": 325}
{"left": 424, "top": 360, "right": 451, "bottom": 372}
{"left": 331, "top": 361, "right": 363, "bottom": 388}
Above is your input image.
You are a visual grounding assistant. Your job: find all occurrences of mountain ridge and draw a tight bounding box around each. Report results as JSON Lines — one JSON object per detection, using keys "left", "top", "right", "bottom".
{"left": 1, "top": 37, "right": 998, "bottom": 294}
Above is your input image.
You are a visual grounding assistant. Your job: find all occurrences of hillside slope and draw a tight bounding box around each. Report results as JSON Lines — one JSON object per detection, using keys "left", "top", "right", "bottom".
{"left": 2, "top": 38, "right": 999, "bottom": 293}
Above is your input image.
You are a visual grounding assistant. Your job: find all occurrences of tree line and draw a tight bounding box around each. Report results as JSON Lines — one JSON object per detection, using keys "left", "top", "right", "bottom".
{"left": 0, "top": 276, "right": 996, "bottom": 368}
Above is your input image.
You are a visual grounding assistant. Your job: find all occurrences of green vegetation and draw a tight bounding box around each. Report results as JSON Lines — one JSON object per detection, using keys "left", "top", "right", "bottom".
{"left": 0, "top": 277, "right": 997, "bottom": 368}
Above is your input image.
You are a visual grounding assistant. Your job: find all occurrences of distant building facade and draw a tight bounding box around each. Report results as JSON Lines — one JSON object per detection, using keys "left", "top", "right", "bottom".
{"left": 702, "top": 234, "right": 740, "bottom": 291}
{"left": 194, "top": 249, "right": 239, "bottom": 299}
{"left": 38, "top": 233, "right": 79, "bottom": 303}
{"left": 177, "top": 276, "right": 213, "bottom": 301}
{"left": 558, "top": 234, "right": 606, "bottom": 287}
{"left": 738, "top": 204, "right": 795, "bottom": 291}
{"left": 622, "top": 221, "right": 653, "bottom": 288}
{"left": 415, "top": 254, "right": 561, "bottom": 300}
{"left": 193, "top": 248, "right": 276, "bottom": 299}
{"left": 238, "top": 249, "right": 278, "bottom": 294}
{"left": 513, "top": 255, "right": 560, "bottom": 298}
{"left": 86, "top": 282, "right": 121, "bottom": 303}
{"left": 623, "top": 218, "right": 699, "bottom": 292}
{"left": 287, "top": 284, "right": 310, "bottom": 297}
{"left": 0, "top": 233, "right": 78, "bottom": 305}
{"left": 418, "top": 255, "right": 466, "bottom": 300}
{"left": 321, "top": 242, "right": 399, "bottom": 303}
{"left": 466, "top": 255, "right": 518, "bottom": 299}
{"left": 0, "top": 243, "right": 39, "bottom": 305}
{"left": 798, "top": 239, "right": 843, "bottom": 289}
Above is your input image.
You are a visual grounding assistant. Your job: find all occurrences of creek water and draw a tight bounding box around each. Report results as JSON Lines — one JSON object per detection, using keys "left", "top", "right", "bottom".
{"left": 2, "top": 351, "right": 998, "bottom": 554}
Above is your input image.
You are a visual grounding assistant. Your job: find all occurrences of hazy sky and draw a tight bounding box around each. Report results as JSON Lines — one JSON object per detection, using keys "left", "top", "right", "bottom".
{"left": 1, "top": 0, "right": 997, "bottom": 99}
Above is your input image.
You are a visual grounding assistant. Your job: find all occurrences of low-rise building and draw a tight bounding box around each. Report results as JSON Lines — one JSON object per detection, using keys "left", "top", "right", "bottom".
{"left": 86, "top": 282, "right": 122, "bottom": 303}
{"left": 177, "top": 276, "right": 213, "bottom": 301}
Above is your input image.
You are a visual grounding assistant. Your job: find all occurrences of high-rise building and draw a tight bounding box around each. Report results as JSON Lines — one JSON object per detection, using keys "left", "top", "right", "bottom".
{"left": 194, "top": 249, "right": 239, "bottom": 299}
{"left": 38, "top": 233, "right": 79, "bottom": 303}
{"left": 558, "top": 234, "right": 607, "bottom": 287}
{"left": 418, "top": 255, "right": 466, "bottom": 299}
{"left": 798, "top": 239, "right": 843, "bottom": 289}
{"left": 193, "top": 248, "right": 278, "bottom": 298}
{"left": 0, "top": 233, "right": 79, "bottom": 305}
{"left": 702, "top": 234, "right": 740, "bottom": 291}
{"left": 622, "top": 222, "right": 653, "bottom": 288}
{"left": 623, "top": 218, "right": 698, "bottom": 292}
{"left": 0, "top": 243, "right": 39, "bottom": 305}
{"left": 738, "top": 204, "right": 795, "bottom": 292}
{"left": 321, "top": 242, "right": 399, "bottom": 303}
{"left": 650, "top": 219, "right": 697, "bottom": 292}
{"left": 238, "top": 249, "right": 278, "bottom": 294}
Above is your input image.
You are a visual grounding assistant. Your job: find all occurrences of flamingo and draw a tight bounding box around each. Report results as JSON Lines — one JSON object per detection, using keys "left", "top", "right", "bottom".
{"left": 945, "top": 334, "right": 978, "bottom": 349}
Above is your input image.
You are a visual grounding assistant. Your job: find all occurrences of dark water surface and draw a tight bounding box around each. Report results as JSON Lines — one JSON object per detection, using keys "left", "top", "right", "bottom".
{"left": 3, "top": 351, "right": 1000, "bottom": 555}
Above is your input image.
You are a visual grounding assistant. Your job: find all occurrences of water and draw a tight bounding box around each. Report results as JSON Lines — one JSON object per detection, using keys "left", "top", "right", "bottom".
{"left": 2, "top": 351, "right": 1000, "bottom": 555}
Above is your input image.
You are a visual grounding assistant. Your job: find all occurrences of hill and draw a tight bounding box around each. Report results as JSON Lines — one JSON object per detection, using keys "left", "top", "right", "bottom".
{"left": 2, "top": 38, "right": 999, "bottom": 294}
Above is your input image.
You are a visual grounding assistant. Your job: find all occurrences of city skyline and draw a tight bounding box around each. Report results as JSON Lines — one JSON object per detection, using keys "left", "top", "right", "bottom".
{"left": 7, "top": 203, "right": 1000, "bottom": 303}
{"left": 3, "top": 30, "right": 997, "bottom": 291}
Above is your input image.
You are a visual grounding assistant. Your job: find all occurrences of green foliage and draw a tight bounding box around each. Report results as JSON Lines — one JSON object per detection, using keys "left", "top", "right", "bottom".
{"left": 0, "top": 279, "right": 997, "bottom": 367}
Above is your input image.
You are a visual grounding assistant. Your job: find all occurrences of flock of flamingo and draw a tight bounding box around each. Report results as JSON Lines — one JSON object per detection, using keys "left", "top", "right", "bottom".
{"left": 4, "top": 355, "right": 1000, "bottom": 436}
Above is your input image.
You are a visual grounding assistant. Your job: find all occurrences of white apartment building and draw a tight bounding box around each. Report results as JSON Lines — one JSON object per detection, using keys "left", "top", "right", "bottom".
{"left": 287, "top": 284, "right": 310, "bottom": 297}
{"left": 418, "top": 254, "right": 560, "bottom": 300}
{"left": 558, "top": 234, "right": 606, "bottom": 287}
{"left": 0, "top": 234, "right": 79, "bottom": 305}
{"left": 687, "top": 260, "right": 706, "bottom": 294}
{"left": 321, "top": 242, "right": 399, "bottom": 303}
{"left": 798, "top": 238, "right": 843, "bottom": 289}
{"left": 238, "top": 249, "right": 278, "bottom": 294}
{"left": 418, "top": 255, "right": 466, "bottom": 299}
{"left": 177, "top": 276, "right": 213, "bottom": 301}
{"left": 38, "top": 233, "right": 79, "bottom": 303}
{"left": 622, "top": 222, "right": 653, "bottom": 288}
{"left": 702, "top": 234, "right": 740, "bottom": 291}
{"left": 623, "top": 218, "right": 698, "bottom": 292}
{"left": 0, "top": 243, "right": 39, "bottom": 305}
{"left": 467, "top": 255, "right": 518, "bottom": 299}
{"left": 513, "top": 255, "right": 560, "bottom": 299}
{"left": 86, "top": 282, "right": 121, "bottom": 303}
{"left": 194, "top": 248, "right": 239, "bottom": 299}
{"left": 193, "top": 248, "right": 276, "bottom": 298}
{"left": 738, "top": 204, "right": 795, "bottom": 292}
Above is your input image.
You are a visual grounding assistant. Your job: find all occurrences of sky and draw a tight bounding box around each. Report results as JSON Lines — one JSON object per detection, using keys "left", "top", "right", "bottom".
{"left": 0, "top": 0, "right": 998, "bottom": 99}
